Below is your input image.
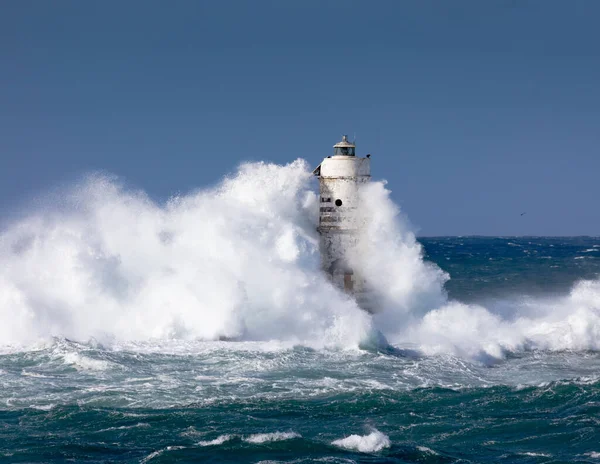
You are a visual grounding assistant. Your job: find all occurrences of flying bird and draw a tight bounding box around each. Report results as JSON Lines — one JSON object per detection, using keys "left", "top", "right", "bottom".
{"left": 520, "top": 212, "right": 526, "bottom": 216}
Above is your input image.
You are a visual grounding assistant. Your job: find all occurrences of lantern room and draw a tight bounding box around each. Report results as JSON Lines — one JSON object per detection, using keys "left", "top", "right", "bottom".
{"left": 333, "top": 135, "right": 355, "bottom": 157}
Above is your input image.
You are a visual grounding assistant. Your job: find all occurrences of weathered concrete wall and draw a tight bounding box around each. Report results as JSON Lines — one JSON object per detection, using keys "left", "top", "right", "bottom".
{"left": 316, "top": 155, "right": 373, "bottom": 311}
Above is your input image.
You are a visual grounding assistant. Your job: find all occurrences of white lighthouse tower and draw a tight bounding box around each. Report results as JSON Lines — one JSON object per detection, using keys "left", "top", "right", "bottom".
{"left": 313, "top": 135, "right": 374, "bottom": 312}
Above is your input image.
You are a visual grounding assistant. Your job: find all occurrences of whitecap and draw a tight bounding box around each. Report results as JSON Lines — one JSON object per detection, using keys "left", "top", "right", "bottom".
{"left": 21, "top": 371, "right": 49, "bottom": 378}
{"left": 140, "top": 446, "right": 186, "bottom": 463}
{"left": 417, "top": 445, "right": 438, "bottom": 455}
{"left": 244, "top": 431, "right": 301, "bottom": 444}
{"left": 29, "top": 404, "right": 55, "bottom": 411}
{"left": 96, "top": 422, "right": 150, "bottom": 433}
{"left": 61, "top": 352, "right": 112, "bottom": 371}
{"left": 331, "top": 429, "right": 390, "bottom": 453}
{"left": 198, "top": 434, "right": 234, "bottom": 446}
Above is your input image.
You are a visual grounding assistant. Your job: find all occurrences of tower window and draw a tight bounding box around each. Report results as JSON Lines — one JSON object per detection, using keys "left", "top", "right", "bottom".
{"left": 335, "top": 199, "right": 343, "bottom": 207}
{"left": 344, "top": 273, "right": 354, "bottom": 291}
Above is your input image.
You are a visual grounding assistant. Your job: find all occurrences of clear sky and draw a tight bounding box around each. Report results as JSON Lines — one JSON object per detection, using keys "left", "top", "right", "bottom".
{"left": 1, "top": 1, "right": 599, "bottom": 236}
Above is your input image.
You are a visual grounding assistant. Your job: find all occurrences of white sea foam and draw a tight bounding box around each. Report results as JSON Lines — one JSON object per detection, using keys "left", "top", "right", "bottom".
{"left": 140, "top": 446, "right": 186, "bottom": 463}
{"left": 3, "top": 159, "right": 600, "bottom": 361}
{"left": 21, "top": 371, "right": 50, "bottom": 378}
{"left": 398, "top": 279, "right": 600, "bottom": 361}
{"left": 0, "top": 160, "right": 371, "bottom": 348}
{"left": 331, "top": 429, "right": 390, "bottom": 452}
{"left": 244, "top": 431, "right": 300, "bottom": 444}
{"left": 96, "top": 422, "right": 150, "bottom": 433}
{"left": 29, "top": 404, "right": 56, "bottom": 411}
{"left": 417, "top": 446, "right": 438, "bottom": 455}
{"left": 61, "top": 352, "right": 112, "bottom": 371}
{"left": 198, "top": 434, "right": 234, "bottom": 446}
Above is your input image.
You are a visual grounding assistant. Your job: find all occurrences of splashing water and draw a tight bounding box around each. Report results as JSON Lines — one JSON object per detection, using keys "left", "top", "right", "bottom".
{"left": 1, "top": 159, "right": 600, "bottom": 361}
{"left": 0, "top": 160, "right": 375, "bottom": 348}
{"left": 331, "top": 428, "right": 391, "bottom": 453}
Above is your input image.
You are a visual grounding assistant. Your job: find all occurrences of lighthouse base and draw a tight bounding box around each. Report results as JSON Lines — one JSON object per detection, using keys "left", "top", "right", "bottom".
{"left": 319, "top": 228, "right": 377, "bottom": 313}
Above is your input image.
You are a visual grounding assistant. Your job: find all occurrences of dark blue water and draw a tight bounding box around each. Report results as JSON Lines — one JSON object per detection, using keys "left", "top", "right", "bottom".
{"left": 424, "top": 237, "right": 600, "bottom": 301}
{"left": 2, "top": 237, "right": 600, "bottom": 463}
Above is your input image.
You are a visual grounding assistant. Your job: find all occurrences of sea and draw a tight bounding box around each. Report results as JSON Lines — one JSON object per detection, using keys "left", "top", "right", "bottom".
{"left": 1, "top": 161, "right": 600, "bottom": 463}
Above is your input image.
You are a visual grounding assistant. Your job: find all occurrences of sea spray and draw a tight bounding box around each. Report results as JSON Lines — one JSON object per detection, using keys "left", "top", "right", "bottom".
{"left": 2, "top": 160, "right": 600, "bottom": 360}
{"left": 332, "top": 428, "right": 391, "bottom": 452}
{"left": 351, "top": 181, "right": 449, "bottom": 323}
{"left": 350, "top": 182, "right": 600, "bottom": 359}
{"left": 399, "top": 280, "right": 600, "bottom": 360}
{"left": 0, "top": 160, "right": 372, "bottom": 347}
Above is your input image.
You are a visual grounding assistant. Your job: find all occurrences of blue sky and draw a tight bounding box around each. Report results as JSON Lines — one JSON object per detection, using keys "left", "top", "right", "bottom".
{"left": 1, "top": 1, "right": 599, "bottom": 235}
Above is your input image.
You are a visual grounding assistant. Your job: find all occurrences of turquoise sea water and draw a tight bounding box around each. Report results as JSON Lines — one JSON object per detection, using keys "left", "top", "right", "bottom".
{"left": 2, "top": 237, "right": 600, "bottom": 463}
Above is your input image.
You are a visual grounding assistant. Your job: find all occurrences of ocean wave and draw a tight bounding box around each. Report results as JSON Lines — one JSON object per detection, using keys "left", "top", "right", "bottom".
{"left": 140, "top": 446, "right": 186, "bottom": 463}
{"left": 244, "top": 431, "right": 301, "bottom": 444}
{"left": 60, "top": 352, "right": 113, "bottom": 371}
{"left": 395, "top": 279, "right": 600, "bottom": 362}
{"left": 417, "top": 446, "right": 438, "bottom": 455}
{"left": 331, "top": 429, "right": 390, "bottom": 453}
{"left": 198, "top": 434, "right": 234, "bottom": 446}
{"left": 95, "top": 423, "right": 150, "bottom": 433}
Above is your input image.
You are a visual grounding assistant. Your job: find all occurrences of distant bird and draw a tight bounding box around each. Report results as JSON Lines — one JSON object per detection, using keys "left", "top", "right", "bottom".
{"left": 520, "top": 212, "right": 526, "bottom": 216}
{"left": 366, "top": 154, "right": 371, "bottom": 158}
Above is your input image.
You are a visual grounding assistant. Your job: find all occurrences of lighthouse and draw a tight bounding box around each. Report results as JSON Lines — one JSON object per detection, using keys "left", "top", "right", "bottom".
{"left": 313, "top": 135, "right": 374, "bottom": 312}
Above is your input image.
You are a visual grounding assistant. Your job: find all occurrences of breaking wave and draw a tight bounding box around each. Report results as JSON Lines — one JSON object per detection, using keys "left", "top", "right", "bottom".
{"left": 244, "top": 431, "right": 301, "bottom": 444}
{"left": 331, "top": 428, "right": 391, "bottom": 453}
{"left": 197, "top": 435, "right": 234, "bottom": 447}
{"left": 403, "top": 279, "right": 600, "bottom": 361}
{"left": 0, "top": 160, "right": 374, "bottom": 348}
{"left": 1, "top": 159, "right": 600, "bottom": 361}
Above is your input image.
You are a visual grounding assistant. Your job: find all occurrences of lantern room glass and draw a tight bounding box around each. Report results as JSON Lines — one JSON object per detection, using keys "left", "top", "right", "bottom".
{"left": 334, "top": 146, "right": 355, "bottom": 156}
